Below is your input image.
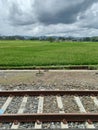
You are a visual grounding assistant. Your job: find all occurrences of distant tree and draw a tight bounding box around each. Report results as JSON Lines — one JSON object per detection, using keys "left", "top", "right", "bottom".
{"left": 84, "top": 37, "right": 90, "bottom": 41}
{"left": 91, "top": 36, "right": 98, "bottom": 42}
{"left": 47, "top": 37, "right": 54, "bottom": 42}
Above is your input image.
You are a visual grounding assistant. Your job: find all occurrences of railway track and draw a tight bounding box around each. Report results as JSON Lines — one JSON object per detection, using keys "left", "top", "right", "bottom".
{"left": 0, "top": 90, "right": 98, "bottom": 129}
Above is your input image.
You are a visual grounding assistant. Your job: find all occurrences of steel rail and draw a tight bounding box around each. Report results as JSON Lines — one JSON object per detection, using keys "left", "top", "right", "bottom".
{"left": 0, "top": 90, "right": 98, "bottom": 96}
{"left": 0, "top": 113, "right": 98, "bottom": 122}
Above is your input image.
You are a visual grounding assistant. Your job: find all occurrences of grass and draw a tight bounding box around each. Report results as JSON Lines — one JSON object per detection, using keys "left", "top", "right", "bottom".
{"left": 0, "top": 40, "right": 98, "bottom": 69}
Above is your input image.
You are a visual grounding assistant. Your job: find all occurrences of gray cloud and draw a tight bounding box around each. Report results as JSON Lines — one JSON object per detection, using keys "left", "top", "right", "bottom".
{"left": 8, "top": 0, "right": 36, "bottom": 26}
{"left": 0, "top": 0, "right": 98, "bottom": 36}
{"left": 8, "top": 0, "right": 98, "bottom": 26}
{"left": 34, "top": 0, "right": 98, "bottom": 25}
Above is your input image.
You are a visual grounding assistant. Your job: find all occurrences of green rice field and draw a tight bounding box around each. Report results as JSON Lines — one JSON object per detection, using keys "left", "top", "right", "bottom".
{"left": 0, "top": 40, "right": 98, "bottom": 69}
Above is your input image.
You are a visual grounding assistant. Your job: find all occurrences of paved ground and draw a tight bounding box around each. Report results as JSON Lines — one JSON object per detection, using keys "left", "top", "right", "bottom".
{"left": 0, "top": 70, "right": 98, "bottom": 90}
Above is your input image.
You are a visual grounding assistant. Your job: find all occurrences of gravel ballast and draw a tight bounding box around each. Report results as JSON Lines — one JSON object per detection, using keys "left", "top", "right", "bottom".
{"left": 5, "top": 96, "right": 22, "bottom": 114}
{"left": 19, "top": 122, "right": 35, "bottom": 129}
{"left": 43, "top": 96, "right": 59, "bottom": 113}
{"left": 24, "top": 96, "right": 38, "bottom": 113}
{"left": 62, "top": 95, "right": 80, "bottom": 113}
{"left": 0, "top": 97, "right": 7, "bottom": 108}
{"left": 80, "top": 96, "right": 98, "bottom": 112}
{"left": 42, "top": 122, "right": 61, "bottom": 129}
{"left": 0, "top": 123, "right": 12, "bottom": 129}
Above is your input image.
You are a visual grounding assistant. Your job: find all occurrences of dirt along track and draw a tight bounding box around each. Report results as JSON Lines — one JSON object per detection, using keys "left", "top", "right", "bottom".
{"left": 0, "top": 70, "right": 98, "bottom": 90}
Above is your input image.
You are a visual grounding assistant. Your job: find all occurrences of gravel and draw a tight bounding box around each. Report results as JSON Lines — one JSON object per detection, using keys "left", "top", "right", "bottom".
{"left": 0, "top": 122, "right": 98, "bottom": 129}
{"left": 42, "top": 122, "right": 61, "bottom": 129}
{"left": 93, "top": 122, "right": 98, "bottom": 128}
{"left": 43, "top": 96, "right": 59, "bottom": 113}
{"left": 80, "top": 96, "right": 98, "bottom": 112}
{"left": 62, "top": 95, "right": 80, "bottom": 113}
{"left": 5, "top": 96, "right": 22, "bottom": 114}
{"left": 15, "top": 84, "right": 35, "bottom": 90}
{"left": 19, "top": 122, "right": 35, "bottom": 129}
{"left": 68, "top": 122, "right": 85, "bottom": 129}
{"left": 0, "top": 97, "right": 7, "bottom": 108}
{"left": 13, "top": 84, "right": 55, "bottom": 91}
{"left": 0, "top": 84, "right": 97, "bottom": 91}
{"left": 0, "top": 123, "right": 12, "bottom": 129}
{"left": 24, "top": 96, "right": 38, "bottom": 113}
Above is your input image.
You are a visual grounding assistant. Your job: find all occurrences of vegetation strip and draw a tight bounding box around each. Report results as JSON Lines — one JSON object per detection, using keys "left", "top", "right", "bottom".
{"left": 0, "top": 40, "right": 98, "bottom": 69}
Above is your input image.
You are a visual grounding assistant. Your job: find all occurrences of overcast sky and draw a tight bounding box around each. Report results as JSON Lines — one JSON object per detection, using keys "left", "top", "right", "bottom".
{"left": 0, "top": 0, "right": 98, "bottom": 37}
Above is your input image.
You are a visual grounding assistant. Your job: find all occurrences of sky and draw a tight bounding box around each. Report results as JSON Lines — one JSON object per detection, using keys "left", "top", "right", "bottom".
{"left": 0, "top": 0, "right": 98, "bottom": 37}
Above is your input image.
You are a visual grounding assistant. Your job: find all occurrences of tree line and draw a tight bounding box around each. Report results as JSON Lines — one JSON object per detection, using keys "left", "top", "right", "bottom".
{"left": 0, "top": 36, "right": 98, "bottom": 42}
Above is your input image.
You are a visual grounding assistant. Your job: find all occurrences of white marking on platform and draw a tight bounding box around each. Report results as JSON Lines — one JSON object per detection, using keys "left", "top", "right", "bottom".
{"left": 56, "top": 96, "right": 68, "bottom": 128}
{"left": 35, "top": 96, "right": 44, "bottom": 129}
{"left": 91, "top": 96, "right": 98, "bottom": 107}
{"left": 74, "top": 96, "right": 95, "bottom": 128}
{"left": 11, "top": 96, "right": 28, "bottom": 129}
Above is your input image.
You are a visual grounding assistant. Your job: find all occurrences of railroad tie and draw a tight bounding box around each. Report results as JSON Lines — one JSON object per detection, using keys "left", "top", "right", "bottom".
{"left": 11, "top": 95, "right": 28, "bottom": 129}
{"left": 35, "top": 96, "right": 44, "bottom": 129}
{"left": 91, "top": 96, "right": 98, "bottom": 107}
{"left": 74, "top": 96, "right": 95, "bottom": 128}
{"left": 56, "top": 95, "right": 69, "bottom": 128}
